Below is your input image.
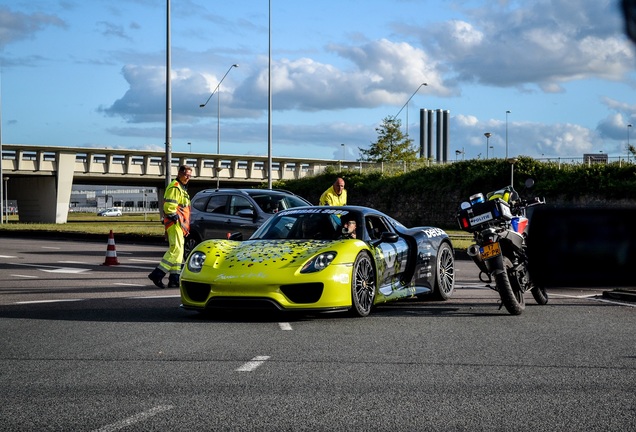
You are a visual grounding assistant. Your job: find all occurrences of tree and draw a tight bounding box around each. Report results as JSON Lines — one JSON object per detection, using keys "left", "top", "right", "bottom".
{"left": 359, "top": 116, "right": 418, "bottom": 163}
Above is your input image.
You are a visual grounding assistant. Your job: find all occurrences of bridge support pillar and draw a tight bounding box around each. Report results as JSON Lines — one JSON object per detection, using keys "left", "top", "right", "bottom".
{"left": 15, "top": 152, "right": 75, "bottom": 223}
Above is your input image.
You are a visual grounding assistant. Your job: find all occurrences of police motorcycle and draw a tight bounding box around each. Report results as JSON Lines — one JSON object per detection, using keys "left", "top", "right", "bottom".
{"left": 456, "top": 179, "right": 547, "bottom": 315}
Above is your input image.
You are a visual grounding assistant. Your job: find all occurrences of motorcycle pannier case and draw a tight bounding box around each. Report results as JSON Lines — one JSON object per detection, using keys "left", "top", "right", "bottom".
{"left": 457, "top": 199, "right": 513, "bottom": 232}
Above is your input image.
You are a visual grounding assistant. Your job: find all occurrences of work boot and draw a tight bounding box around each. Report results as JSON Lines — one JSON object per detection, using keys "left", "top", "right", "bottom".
{"left": 148, "top": 268, "right": 166, "bottom": 289}
{"left": 167, "top": 274, "right": 180, "bottom": 288}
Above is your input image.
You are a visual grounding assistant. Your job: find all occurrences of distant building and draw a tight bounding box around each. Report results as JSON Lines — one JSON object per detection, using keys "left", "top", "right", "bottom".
{"left": 583, "top": 153, "right": 608, "bottom": 164}
{"left": 70, "top": 185, "right": 158, "bottom": 210}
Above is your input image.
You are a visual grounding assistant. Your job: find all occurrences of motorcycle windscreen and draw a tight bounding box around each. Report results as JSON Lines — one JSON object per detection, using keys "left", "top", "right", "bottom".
{"left": 527, "top": 206, "right": 636, "bottom": 288}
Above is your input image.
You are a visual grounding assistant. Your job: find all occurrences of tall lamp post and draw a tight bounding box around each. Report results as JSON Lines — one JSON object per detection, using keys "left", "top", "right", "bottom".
{"left": 505, "top": 110, "right": 511, "bottom": 159}
{"left": 508, "top": 158, "right": 518, "bottom": 187}
{"left": 200, "top": 63, "right": 239, "bottom": 188}
{"left": 484, "top": 132, "right": 492, "bottom": 159}
{"left": 341, "top": 143, "right": 345, "bottom": 160}
{"left": 394, "top": 82, "right": 427, "bottom": 136}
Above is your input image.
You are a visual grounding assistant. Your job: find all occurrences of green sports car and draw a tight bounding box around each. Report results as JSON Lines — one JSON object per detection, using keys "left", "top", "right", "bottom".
{"left": 180, "top": 205, "right": 455, "bottom": 317}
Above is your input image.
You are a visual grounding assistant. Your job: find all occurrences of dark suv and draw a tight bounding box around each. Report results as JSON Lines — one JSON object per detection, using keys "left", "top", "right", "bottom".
{"left": 185, "top": 188, "right": 311, "bottom": 256}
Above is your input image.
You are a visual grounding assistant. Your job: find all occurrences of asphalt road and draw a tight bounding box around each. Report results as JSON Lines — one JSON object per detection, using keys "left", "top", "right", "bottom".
{"left": 0, "top": 237, "right": 634, "bottom": 431}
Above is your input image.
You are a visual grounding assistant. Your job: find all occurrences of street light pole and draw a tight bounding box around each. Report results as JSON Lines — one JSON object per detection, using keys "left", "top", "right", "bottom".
{"left": 508, "top": 158, "right": 518, "bottom": 187}
{"left": 505, "top": 110, "right": 511, "bottom": 159}
{"left": 165, "top": 0, "right": 172, "bottom": 190}
{"left": 0, "top": 70, "right": 3, "bottom": 224}
{"left": 341, "top": 143, "right": 345, "bottom": 160}
{"left": 484, "top": 132, "right": 492, "bottom": 159}
{"left": 267, "top": 0, "right": 273, "bottom": 189}
{"left": 200, "top": 63, "right": 239, "bottom": 188}
{"left": 394, "top": 82, "right": 427, "bottom": 136}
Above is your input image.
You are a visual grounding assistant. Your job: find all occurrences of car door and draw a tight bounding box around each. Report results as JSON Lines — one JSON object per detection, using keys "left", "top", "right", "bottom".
{"left": 196, "top": 194, "right": 232, "bottom": 239}
{"left": 225, "top": 195, "right": 261, "bottom": 237}
{"left": 365, "top": 215, "right": 410, "bottom": 297}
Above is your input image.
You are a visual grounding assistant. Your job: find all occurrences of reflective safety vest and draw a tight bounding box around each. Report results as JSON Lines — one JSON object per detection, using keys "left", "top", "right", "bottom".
{"left": 163, "top": 179, "right": 191, "bottom": 236}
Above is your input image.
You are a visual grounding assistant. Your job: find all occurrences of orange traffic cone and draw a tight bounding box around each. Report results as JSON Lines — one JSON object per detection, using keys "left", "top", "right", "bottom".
{"left": 102, "top": 230, "right": 120, "bottom": 265}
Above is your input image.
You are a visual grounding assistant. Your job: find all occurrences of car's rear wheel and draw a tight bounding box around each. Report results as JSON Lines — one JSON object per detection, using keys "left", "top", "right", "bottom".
{"left": 432, "top": 242, "right": 455, "bottom": 300}
{"left": 350, "top": 252, "right": 376, "bottom": 317}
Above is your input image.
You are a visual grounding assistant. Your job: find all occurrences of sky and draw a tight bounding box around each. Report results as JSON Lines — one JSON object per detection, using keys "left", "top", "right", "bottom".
{"left": 1, "top": 0, "right": 636, "bottom": 162}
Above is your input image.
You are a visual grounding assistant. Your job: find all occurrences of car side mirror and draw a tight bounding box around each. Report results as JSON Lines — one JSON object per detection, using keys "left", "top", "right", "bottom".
{"left": 228, "top": 232, "right": 243, "bottom": 241}
{"left": 236, "top": 208, "right": 255, "bottom": 220}
{"left": 371, "top": 231, "right": 399, "bottom": 247}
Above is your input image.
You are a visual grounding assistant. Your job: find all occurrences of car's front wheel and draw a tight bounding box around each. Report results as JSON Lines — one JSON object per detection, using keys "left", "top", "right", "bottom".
{"left": 184, "top": 235, "right": 201, "bottom": 260}
{"left": 350, "top": 252, "right": 376, "bottom": 317}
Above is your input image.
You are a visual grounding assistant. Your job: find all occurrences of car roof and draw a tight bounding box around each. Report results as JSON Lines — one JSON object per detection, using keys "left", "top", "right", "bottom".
{"left": 277, "top": 205, "right": 385, "bottom": 217}
{"left": 194, "top": 188, "right": 299, "bottom": 197}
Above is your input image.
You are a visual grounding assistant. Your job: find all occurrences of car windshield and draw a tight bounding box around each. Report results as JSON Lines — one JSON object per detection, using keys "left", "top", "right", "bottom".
{"left": 251, "top": 209, "right": 358, "bottom": 240}
{"left": 249, "top": 192, "right": 309, "bottom": 214}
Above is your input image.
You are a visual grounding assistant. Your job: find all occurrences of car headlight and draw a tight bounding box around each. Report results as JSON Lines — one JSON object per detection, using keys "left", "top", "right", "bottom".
{"left": 188, "top": 251, "right": 206, "bottom": 272}
{"left": 300, "top": 251, "right": 337, "bottom": 273}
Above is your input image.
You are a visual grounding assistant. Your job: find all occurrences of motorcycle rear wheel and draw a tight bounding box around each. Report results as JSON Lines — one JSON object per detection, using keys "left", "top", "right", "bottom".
{"left": 531, "top": 286, "right": 549, "bottom": 305}
{"left": 495, "top": 270, "right": 525, "bottom": 315}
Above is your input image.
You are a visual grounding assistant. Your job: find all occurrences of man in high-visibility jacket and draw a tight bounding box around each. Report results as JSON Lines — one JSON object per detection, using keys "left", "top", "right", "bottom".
{"left": 319, "top": 177, "right": 347, "bottom": 206}
{"left": 148, "top": 165, "right": 192, "bottom": 289}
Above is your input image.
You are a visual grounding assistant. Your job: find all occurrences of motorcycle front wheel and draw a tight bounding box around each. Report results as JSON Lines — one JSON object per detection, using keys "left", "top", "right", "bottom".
{"left": 495, "top": 269, "right": 525, "bottom": 315}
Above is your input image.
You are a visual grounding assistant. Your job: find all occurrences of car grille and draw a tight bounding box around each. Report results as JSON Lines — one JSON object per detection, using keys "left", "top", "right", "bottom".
{"left": 280, "top": 283, "right": 324, "bottom": 304}
{"left": 182, "top": 281, "right": 212, "bottom": 302}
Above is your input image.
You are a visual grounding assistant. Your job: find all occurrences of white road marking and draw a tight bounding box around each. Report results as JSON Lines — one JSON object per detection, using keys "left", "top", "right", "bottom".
{"left": 279, "top": 322, "right": 293, "bottom": 331}
{"left": 128, "top": 295, "right": 180, "bottom": 299}
{"left": 41, "top": 246, "right": 61, "bottom": 250}
{"left": 129, "top": 259, "right": 159, "bottom": 263}
{"left": 40, "top": 267, "right": 91, "bottom": 274}
{"left": 11, "top": 274, "right": 38, "bottom": 278}
{"left": 91, "top": 405, "right": 175, "bottom": 432}
{"left": 113, "top": 283, "right": 146, "bottom": 287}
{"left": 116, "top": 265, "right": 155, "bottom": 270}
{"left": 16, "top": 299, "right": 85, "bottom": 305}
{"left": 550, "top": 293, "right": 636, "bottom": 307}
{"left": 236, "top": 356, "right": 270, "bottom": 372}
{"left": 0, "top": 255, "right": 17, "bottom": 258}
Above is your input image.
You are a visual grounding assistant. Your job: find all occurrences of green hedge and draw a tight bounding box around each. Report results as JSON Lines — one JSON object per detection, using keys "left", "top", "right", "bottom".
{"left": 272, "top": 157, "right": 636, "bottom": 229}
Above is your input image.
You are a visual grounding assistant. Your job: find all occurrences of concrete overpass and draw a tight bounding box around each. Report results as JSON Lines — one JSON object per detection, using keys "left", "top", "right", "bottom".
{"left": 0, "top": 144, "right": 339, "bottom": 223}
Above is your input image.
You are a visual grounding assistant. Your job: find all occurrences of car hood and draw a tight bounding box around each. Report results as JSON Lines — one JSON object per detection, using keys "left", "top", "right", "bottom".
{"left": 194, "top": 239, "right": 344, "bottom": 271}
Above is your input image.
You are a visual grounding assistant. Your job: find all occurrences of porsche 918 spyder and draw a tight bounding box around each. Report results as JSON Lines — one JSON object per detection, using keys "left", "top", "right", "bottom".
{"left": 180, "top": 206, "right": 455, "bottom": 317}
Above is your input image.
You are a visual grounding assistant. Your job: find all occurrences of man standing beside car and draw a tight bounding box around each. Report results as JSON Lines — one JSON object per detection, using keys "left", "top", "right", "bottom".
{"left": 319, "top": 177, "right": 347, "bottom": 206}
{"left": 148, "top": 164, "right": 192, "bottom": 289}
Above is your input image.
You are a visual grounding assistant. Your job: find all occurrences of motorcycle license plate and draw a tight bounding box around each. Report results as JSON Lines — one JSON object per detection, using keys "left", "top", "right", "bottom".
{"left": 480, "top": 242, "right": 501, "bottom": 259}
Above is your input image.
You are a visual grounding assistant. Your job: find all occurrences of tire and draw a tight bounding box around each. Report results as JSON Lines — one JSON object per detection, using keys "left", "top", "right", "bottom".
{"left": 432, "top": 242, "right": 455, "bottom": 300}
{"left": 531, "top": 285, "right": 549, "bottom": 305}
{"left": 183, "top": 235, "right": 201, "bottom": 260}
{"left": 350, "top": 252, "right": 376, "bottom": 317}
{"left": 495, "top": 269, "right": 525, "bottom": 315}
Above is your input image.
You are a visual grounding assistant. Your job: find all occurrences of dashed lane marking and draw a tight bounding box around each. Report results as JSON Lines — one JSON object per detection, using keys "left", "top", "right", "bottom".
{"left": 15, "top": 299, "right": 85, "bottom": 305}
{"left": 236, "top": 356, "right": 270, "bottom": 372}
{"left": 91, "top": 405, "right": 175, "bottom": 432}
{"left": 279, "top": 322, "right": 293, "bottom": 331}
